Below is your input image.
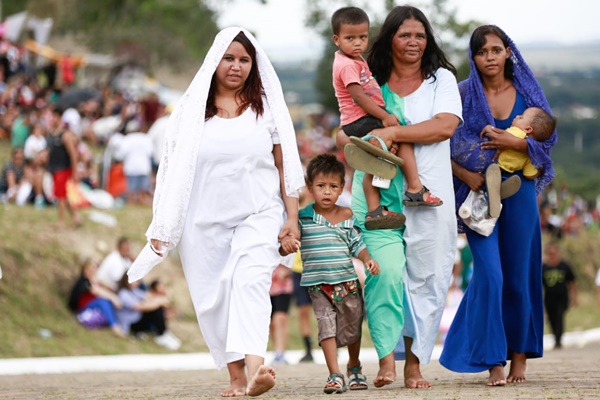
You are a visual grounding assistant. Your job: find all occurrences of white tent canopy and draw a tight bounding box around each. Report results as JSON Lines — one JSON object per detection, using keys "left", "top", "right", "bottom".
{"left": 1, "top": 11, "right": 53, "bottom": 44}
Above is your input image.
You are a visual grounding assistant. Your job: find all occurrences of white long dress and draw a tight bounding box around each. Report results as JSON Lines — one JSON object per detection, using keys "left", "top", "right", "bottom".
{"left": 384, "top": 68, "right": 462, "bottom": 364}
{"left": 178, "top": 104, "right": 284, "bottom": 370}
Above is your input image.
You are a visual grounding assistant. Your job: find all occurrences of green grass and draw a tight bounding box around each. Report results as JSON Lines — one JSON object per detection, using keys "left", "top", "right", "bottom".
{"left": 0, "top": 139, "right": 599, "bottom": 359}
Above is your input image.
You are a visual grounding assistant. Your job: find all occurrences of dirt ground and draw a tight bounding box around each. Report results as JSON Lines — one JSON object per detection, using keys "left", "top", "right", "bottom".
{"left": 1, "top": 342, "right": 599, "bottom": 399}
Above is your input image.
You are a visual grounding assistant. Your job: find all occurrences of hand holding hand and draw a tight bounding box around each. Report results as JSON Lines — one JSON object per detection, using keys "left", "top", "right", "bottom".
{"left": 279, "top": 235, "right": 300, "bottom": 256}
{"left": 278, "top": 219, "right": 300, "bottom": 242}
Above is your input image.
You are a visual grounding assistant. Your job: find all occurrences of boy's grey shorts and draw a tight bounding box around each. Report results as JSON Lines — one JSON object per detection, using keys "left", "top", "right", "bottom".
{"left": 309, "top": 288, "right": 364, "bottom": 347}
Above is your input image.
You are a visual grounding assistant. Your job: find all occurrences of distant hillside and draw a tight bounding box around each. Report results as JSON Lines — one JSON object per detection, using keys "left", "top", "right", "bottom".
{"left": 521, "top": 43, "right": 600, "bottom": 71}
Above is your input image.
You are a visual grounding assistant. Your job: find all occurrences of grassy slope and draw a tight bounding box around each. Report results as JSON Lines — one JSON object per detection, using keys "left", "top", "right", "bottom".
{"left": 0, "top": 140, "right": 599, "bottom": 359}
{"left": 0, "top": 140, "right": 323, "bottom": 358}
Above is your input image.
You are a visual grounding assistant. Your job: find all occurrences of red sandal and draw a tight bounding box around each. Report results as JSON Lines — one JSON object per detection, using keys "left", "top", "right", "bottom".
{"left": 403, "top": 186, "right": 443, "bottom": 207}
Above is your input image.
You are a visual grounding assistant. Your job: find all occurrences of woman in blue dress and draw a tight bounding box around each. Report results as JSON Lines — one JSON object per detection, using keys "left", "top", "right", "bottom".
{"left": 439, "top": 25, "right": 556, "bottom": 386}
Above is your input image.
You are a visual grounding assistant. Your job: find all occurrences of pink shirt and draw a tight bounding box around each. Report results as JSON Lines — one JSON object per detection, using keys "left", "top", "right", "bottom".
{"left": 332, "top": 51, "right": 385, "bottom": 126}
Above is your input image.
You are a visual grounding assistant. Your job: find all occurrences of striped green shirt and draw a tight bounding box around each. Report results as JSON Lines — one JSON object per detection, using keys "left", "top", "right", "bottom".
{"left": 298, "top": 204, "right": 366, "bottom": 286}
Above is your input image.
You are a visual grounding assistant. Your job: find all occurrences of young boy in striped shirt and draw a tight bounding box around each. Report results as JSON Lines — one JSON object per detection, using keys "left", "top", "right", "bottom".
{"left": 280, "top": 153, "right": 379, "bottom": 393}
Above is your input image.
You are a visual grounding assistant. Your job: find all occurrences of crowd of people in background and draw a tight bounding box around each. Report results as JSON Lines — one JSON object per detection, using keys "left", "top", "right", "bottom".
{"left": 1, "top": 32, "right": 598, "bottom": 235}
{"left": 0, "top": 19, "right": 599, "bottom": 373}
{"left": 0, "top": 33, "right": 171, "bottom": 218}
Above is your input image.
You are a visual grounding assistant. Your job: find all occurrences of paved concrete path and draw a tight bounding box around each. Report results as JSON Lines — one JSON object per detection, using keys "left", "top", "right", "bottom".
{"left": 1, "top": 342, "right": 599, "bottom": 399}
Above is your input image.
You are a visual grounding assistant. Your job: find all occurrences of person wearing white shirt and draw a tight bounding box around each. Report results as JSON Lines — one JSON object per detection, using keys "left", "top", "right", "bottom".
{"left": 23, "top": 124, "right": 49, "bottom": 207}
{"left": 116, "top": 119, "right": 153, "bottom": 204}
{"left": 147, "top": 104, "right": 171, "bottom": 170}
{"left": 97, "top": 237, "right": 134, "bottom": 292}
{"left": 61, "top": 107, "right": 82, "bottom": 137}
{"left": 23, "top": 124, "right": 47, "bottom": 161}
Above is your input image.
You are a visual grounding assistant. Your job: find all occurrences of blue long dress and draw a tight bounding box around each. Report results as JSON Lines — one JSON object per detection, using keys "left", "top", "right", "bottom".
{"left": 439, "top": 94, "right": 544, "bottom": 372}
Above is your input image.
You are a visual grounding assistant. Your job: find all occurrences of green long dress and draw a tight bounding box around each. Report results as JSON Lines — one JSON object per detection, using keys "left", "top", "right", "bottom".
{"left": 351, "top": 166, "right": 406, "bottom": 359}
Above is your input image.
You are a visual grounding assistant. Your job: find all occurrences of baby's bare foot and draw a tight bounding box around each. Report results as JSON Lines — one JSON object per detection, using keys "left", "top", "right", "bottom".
{"left": 246, "top": 365, "right": 276, "bottom": 396}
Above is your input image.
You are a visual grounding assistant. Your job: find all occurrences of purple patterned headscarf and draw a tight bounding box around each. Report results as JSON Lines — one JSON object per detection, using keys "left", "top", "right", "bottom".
{"left": 451, "top": 26, "right": 557, "bottom": 226}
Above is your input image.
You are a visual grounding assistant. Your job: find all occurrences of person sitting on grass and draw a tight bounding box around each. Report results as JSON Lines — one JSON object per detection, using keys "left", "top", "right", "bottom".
{"left": 0, "top": 147, "right": 28, "bottom": 204}
{"left": 280, "top": 154, "right": 379, "bottom": 393}
{"left": 67, "top": 257, "right": 125, "bottom": 337}
{"left": 115, "top": 274, "right": 181, "bottom": 351}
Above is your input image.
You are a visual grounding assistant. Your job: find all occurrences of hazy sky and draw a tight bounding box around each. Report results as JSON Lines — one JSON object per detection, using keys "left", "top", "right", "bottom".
{"left": 217, "top": 0, "right": 600, "bottom": 62}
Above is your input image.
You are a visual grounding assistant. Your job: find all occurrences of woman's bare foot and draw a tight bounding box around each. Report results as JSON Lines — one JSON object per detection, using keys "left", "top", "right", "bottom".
{"left": 373, "top": 370, "right": 395, "bottom": 388}
{"left": 507, "top": 353, "right": 527, "bottom": 383}
{"left": 220, "top": 381, "right": 246, "bottom": 397}
{"left": 373, "top": 355, "right": 396, "bottom": 388}
{"left": 223, "top": 359, "right": 247, "bottom": 397}
{"left": 246, "top": 365, "right": 276, "bottom": 396}
{"left": 487, "top": 365, "right": 506, "bottom": 386}
{"left": 404, "top": 364, "right": 431, "bottom": 389}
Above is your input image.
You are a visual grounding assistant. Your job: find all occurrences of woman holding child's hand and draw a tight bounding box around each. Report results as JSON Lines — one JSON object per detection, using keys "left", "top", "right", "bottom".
{"left": 129, "top": 27, "right": 304, "bottom": 397}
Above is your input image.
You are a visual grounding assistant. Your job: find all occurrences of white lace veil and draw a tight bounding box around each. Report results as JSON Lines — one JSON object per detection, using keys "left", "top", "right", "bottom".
{"left": 128, "top": 27, "right": 304, "bottom": 282}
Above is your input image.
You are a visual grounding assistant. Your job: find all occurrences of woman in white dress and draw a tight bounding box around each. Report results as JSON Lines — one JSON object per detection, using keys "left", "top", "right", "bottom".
{"left": 127, "top": 27, "right": 305, "bottom": 397}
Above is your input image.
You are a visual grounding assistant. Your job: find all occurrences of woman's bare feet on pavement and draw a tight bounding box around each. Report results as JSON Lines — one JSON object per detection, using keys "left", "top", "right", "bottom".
{"left": 507, "top": 353, "right": 527, "bottom": 383}
{"left": 246, "top": 365, "right": 276, "bottom": 396}
{"left": 404, "top": 364, "right": 431, "bottom": 389}
{"left": 487, "top": 365, "right": 506, "bottom": 386}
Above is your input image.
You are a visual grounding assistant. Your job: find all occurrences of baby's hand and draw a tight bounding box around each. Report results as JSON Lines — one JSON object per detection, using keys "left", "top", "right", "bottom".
{"left": 279, "top": 235, "right": 300, "bottom": 256}
{"left": 364, "top": 259, "right": 380, "bottom": 275}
